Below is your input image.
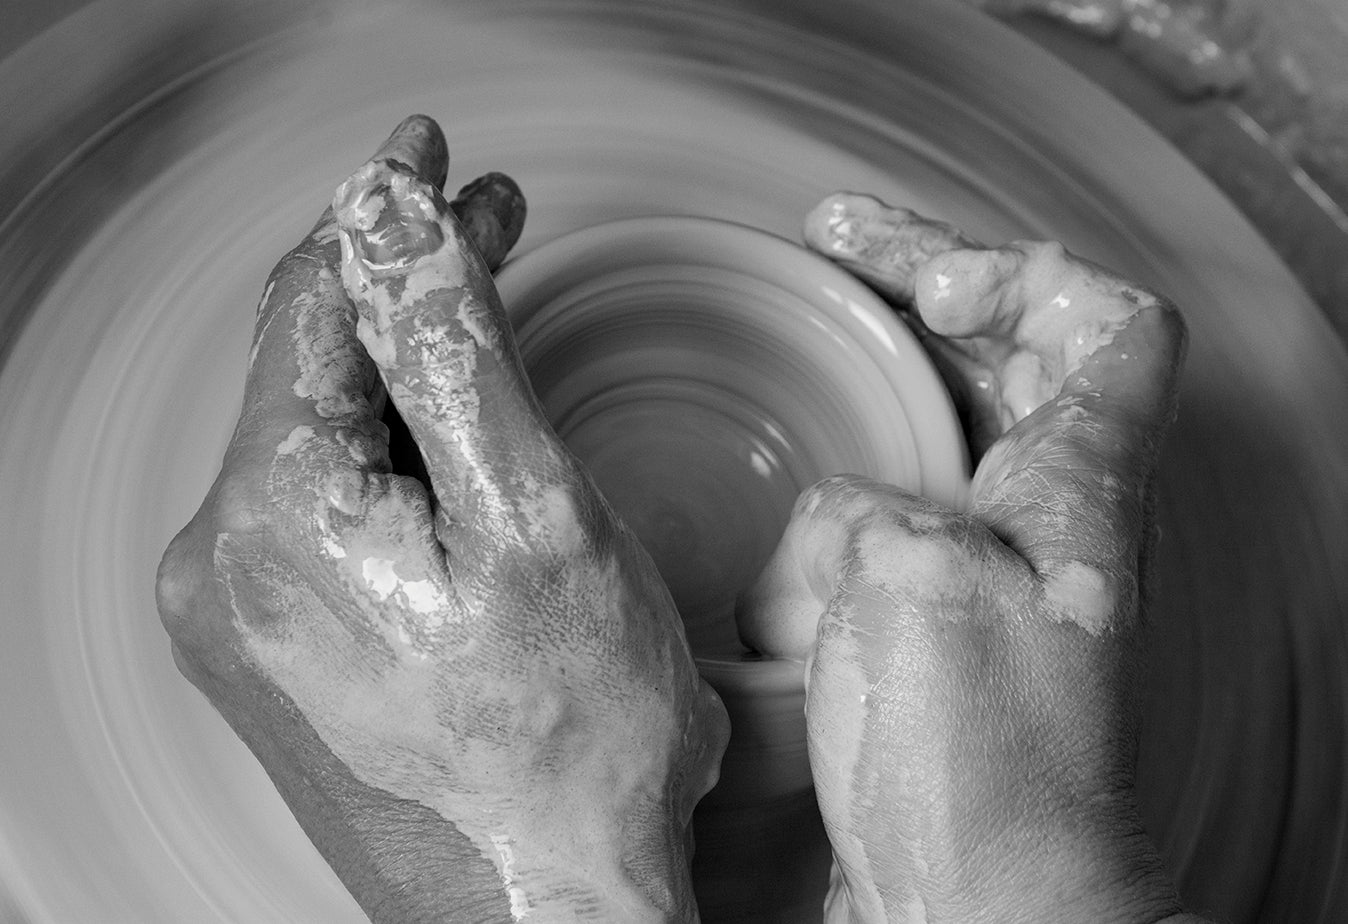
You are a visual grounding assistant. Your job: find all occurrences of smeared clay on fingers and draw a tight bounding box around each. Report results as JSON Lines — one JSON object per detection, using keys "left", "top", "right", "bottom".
{"left": 355, "top": 117, "right": 523, "bottom": 272}
{"left": 914, "top": 241, "right": 1168, "bottom": 425}
{"left": 162, "top": 115, "right": 728, "bottom": 922}
{"left": 803, "top": 192, "right": 1006, "bottom": 457}
{"left": 919, "top": 240, "right": 1187, "bottom": 616}
{"left": 234, "top": 114, "right": 453, "bottom": 483}
{"left": 322, "top": 140, "right": 727, "bottom": 921}
{"left": 739, "top": 217, "right": 1188, "bottom": 921}
{"left": 803, "top": 191, "right": 1184, "bottom": 463}
{"left": 334, "top": 156, "right": 578, "bottom": 570}
{"left": 803, "top": 192, "right": 977, "bottom": 304}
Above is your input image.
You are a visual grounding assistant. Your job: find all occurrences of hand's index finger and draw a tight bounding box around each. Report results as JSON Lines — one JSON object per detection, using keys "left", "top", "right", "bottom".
{"left": 802, "top": 192, "right": 1009, "bottom": 458}
{"left": 802, "top": 192, "right": 978, "bottom": 304}
{"left": 333, "top": 154, "right": 584, "bottom": 572}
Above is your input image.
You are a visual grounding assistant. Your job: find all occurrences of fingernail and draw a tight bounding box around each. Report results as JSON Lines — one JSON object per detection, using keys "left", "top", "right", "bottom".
{"left": 803, "top": 192, "right": 875, "bottom": 257}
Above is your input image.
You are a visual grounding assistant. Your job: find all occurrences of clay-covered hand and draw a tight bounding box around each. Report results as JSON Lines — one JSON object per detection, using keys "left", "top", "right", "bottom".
{"left": 738, "top": 193, "right": 1196, "bottom": 923}
{"left": 156, "top": 116, "right": 728, "bottom": 924}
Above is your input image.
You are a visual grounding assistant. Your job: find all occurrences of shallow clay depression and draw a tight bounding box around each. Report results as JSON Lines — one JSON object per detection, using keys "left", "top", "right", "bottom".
{"left": 1, "top": 1, "right": 1346, "bottom": 922}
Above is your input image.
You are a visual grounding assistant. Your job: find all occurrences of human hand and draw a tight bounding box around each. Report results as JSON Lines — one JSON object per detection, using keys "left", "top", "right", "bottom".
{"left": 156, "top": 115, "right": 728, "bottom": 923}
{"left": 737, "top": 193, "right": 1196, "bottom": 923}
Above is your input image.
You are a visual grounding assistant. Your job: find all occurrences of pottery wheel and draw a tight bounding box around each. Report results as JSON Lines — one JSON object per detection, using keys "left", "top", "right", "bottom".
{"left": 1, "top": 1, "right": 1345, "bottom": 921}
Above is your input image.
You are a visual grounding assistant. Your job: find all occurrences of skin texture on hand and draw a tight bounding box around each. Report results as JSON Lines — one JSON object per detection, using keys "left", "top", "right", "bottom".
{"left": 738, "top": 193, "right": 1194, "bottom": 924}
{"left": 156, "top": 115, "right": 728, "bottom": 924}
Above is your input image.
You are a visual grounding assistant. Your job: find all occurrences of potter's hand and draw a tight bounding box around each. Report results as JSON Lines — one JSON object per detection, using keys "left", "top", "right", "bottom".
{"left": 738, "top": 194, "right": 1200, "bottom": 923}
{"left": 156, "top": 115, "right": 728, "bottom": 924}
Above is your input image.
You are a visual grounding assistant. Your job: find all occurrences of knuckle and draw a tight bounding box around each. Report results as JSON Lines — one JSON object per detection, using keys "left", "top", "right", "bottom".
{"left": 1006, "top": 238, "right": 1073, "bottom": 285}
{"left": 258, "top": 247, "right": 343, "bottom": 322}
{"left": 157, "top": 473, "right": 292, "bottom": 647}
{"left": 154, "top": 514, "right": 262, "bottom": 668}
{"left": 795, "top": 473, "right": 887, "bottom": 521}
{"left": 798, "top": 474, "right": 953, "bottom": 537}
{"left": 210, "top": 472, "right": 278, "bottom": 537}
{"left": 1015, "top": 238, "right": 1069, "bottom": 269}
{"left": 1016, "top": 238, "right": 1174, "bottom": 319}
{"left": 795, "top": 475, "right": 986, "bottom": 601}
{"left": 1007, "top": 239, "right": 1071, "bottom": 300}
{"left": 155, "top": 526, "right": 212, "bottom": 637}
{"left": 849, "top": 502, "right": 983, "bottom": 604}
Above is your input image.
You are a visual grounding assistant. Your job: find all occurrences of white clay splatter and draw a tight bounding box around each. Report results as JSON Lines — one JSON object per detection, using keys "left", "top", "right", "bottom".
{"left": 321, "top": 534, "right": 347, "bottom": 560}
{"left": 516, "top": 481, "right": 584, "bottom": 557}
{"left": 345, "top": 189, "right": 387, "bottom": 232}
{"left": 276, "top": 424, "right": 315, "bottom": 455}
{"left": 359, "top": 554, "right": 451, "bottom": 619}
{"left": 1042, "top": 560, "right": 1119, "bottom": 635}
{"left": 490, "top": 834, "right": 532, "bottom": 921}
{"left": 291, "top": 275, "right": 367, "bottom": 421}
{"left": 400, "top": 578, "right": 449, "bottom": 616}
{"left": 361, "top": 556, "right": 399, "bottom": 599}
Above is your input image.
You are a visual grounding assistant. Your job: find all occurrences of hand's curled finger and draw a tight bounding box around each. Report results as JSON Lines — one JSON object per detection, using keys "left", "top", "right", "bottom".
{"left": 926, "top": 240, "right": 1186, "bottom": 589}
{"left": 802, "top": 191, "right": 1187, "bottom": 589}
{"left": 449, "top": 171, "right": 527, "bottom": 272}
{"left": 802, "top": 191, "right": 977, "bottom": 304}
{"left": 913, "top": 240, "right": 1181, "bottom": 426}
{"left": 333, "top": 151, "right": 579, "bottom": 577}
{"left": 779, "top": 192, "right": 1195, "bottom": 924}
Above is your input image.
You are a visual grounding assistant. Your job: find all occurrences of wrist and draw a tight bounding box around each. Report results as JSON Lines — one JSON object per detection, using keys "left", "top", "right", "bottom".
{"left": 268, "top": 732, "right": 698, "bottom": 922}
{"left": 309, "top": 771, "right": 697, "bottom": 923}
{"left": 232, "top": 713, "right": 509, "bottom": 922}
{"left": 208, "top": 672, "right": 697, "bottom": 922}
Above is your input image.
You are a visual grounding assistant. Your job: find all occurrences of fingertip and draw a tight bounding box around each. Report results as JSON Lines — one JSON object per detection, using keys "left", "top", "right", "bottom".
{"left": 1139, "top": 293, "right": 1188, "bottom": 363}
{"left": 801, "top": 191, "right": 883, "bottom": 259}
{"left": 1070, "top": 297, "right": 1188, "bottom": 422}
{"left": 913, "top": 246, "right": 1018, "bottom": 339}
{"left": 736, "top": 559, "right": 821, "bottom": 661}
{"left": 370, "top": 114, "right": 449, "bottom": 189}
{"left": 450, "top": 171, "right": 527, "bottom": 272}
{"left": 735, "top": 475, "right": 864, "bottom": 661}
{"left": 804, "top": 192, "right": 977, "bottom": 305}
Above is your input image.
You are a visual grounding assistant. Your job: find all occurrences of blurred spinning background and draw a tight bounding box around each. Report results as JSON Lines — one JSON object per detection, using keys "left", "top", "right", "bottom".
{"left": 1, "top": 1, "right": 1346, "bottom": 922}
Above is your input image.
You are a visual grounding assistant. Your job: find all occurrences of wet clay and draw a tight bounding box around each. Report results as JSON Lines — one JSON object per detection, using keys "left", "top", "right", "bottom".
{"left": 4, "top": 1, "right": 1347, "bottom": 921}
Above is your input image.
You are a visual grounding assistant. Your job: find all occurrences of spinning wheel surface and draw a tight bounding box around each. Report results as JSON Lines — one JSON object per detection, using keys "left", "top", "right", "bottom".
{"left": 1, "top": 1, "right": 1345, "bottom": 921}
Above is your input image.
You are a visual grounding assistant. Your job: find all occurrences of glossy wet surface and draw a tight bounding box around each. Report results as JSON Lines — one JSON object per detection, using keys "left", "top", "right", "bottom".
{"left": 1, "top": 1, "right": 1346, "bottom": 921}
